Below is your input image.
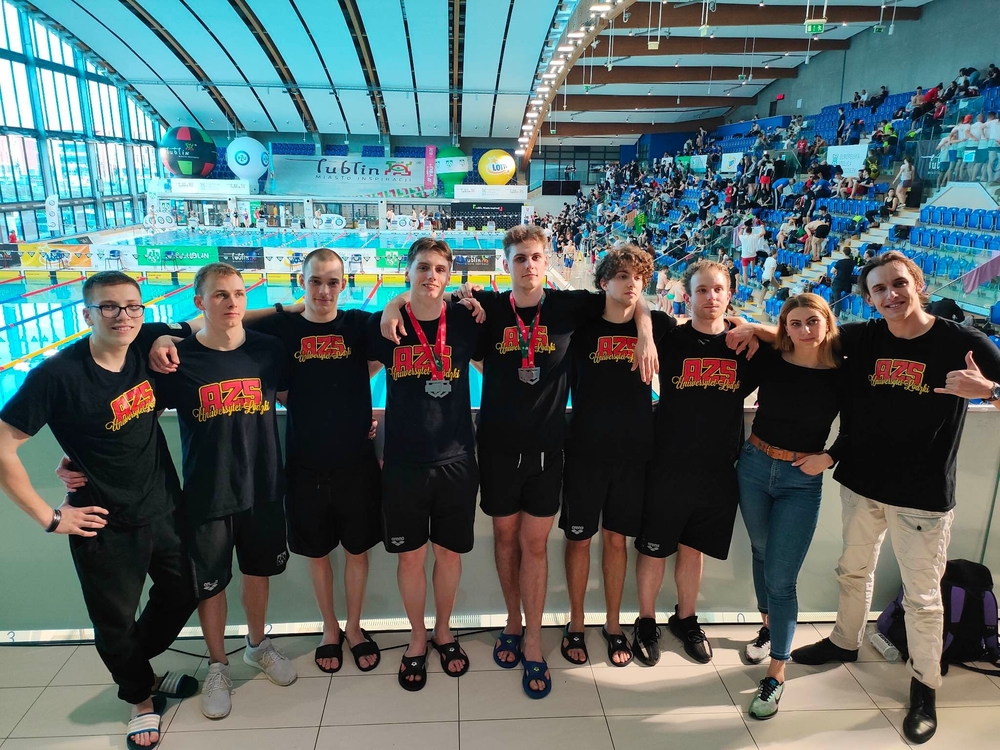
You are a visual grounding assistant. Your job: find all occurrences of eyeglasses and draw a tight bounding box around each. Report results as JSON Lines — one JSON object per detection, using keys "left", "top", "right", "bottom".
{"left": 86, "top": 304, "right": 146, "bottom": 319}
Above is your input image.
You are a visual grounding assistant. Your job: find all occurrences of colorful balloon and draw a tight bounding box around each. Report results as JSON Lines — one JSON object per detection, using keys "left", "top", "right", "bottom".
{"left": 478, "top": 149, "right": 516, "bottom": 186}
{"left": 159, "top": 127, "right": 217, "bottom": 177}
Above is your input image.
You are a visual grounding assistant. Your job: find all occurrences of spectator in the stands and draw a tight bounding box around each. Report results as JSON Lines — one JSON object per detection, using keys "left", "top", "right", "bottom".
{"left": 847, "top": 118, "right": 864, "bottom": 146}
{"left": 890, "top": 156, "right": 915, "bottom": 204}
{"left": 830, "top": 244, "right": 856, "bottom": 318}
{"left": 808, "top": 135, "right": 828, "bottom": 160}
{"left": 986, "top": 112, "right": 1000, "bottom": 181}
{"left": 868, "top": 86, "right": 889, "bottom": 110}
{"left": 859, "top": 89, "right": 869, "bottom": 106}
{"left": 865, "top": 189, "right": 899, "bottom": 228}
{"left": 836, "top": 108, "right": 847, "bottom": 145}
{"left": 907, "top": 87, "right": 924, "bottom": 112}
{"left": 982, "top": 64, "right": 999, "bottom": 90}
{"left": 970, "top": 113, "right": 990, "bottom": 181}
{"left": 851, "top": 92, "right": 862, "bottom": 108}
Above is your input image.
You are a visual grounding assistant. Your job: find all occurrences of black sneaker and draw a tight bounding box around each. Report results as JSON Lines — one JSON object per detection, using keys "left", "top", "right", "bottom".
{"left": 632, "top": 617, "right": 661, "bottom": 666}
{"left": 790, "top": 637, "right": 858, "bottom": 665}
{"left": 668, "top": 610, "right": 713, "bottom": 664}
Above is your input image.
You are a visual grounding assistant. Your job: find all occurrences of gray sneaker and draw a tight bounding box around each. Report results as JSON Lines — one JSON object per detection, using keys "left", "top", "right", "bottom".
{"left": 749, "top": 676, "right": 784, "bottom": 720}
{"left": 744, "top": 626, "right": 771, "bottom": 665}
{"left": 201, "top": 662, "right": 233, "bottom": 719}
{"left": 243, "top": 636, "right": 297, "bottom": 686}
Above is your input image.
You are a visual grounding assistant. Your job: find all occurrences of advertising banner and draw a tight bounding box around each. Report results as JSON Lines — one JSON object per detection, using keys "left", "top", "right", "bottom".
{"left": 453, "top": 184, "right": 528, "bottom": 201}
{"left": 689, "top": 155, "right": 708, "bottom": 173}
{"left": 826, "top": 144, "right": 869, "bottom": 176}
{"left": 0, "top": 243, "right": 19, "bottom": 268}
{"left": 15, "top": 243, "right": 47, "bottom": 267}
{"left": 271, "top": 155, "right": 435, "bottom": 198}
{"left": 91, "top": 244, "right": 139, "bottom": 270}
{"left": 147, "top": 178, "right": 251, "bottom": 196}
{"left": 424, "top": 146, "right": 437, "bottom": 191}
{"left": 218, "top": 247, "right": 265, "bottom": 270}
{"left": 452, "top": 250, "right": 500, "bottom": 273}
{"left": 137, "top": 245, "right": 219, "bottom": 268}
{"left": 675, "top": 156, "right": 691, "bottom": 171}
{"left": 720, "top": 152, "right": 742, "bottom": 173}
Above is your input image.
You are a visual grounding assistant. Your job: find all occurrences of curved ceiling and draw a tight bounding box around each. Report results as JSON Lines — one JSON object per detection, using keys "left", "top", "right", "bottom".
{"left": 19, "top": 0, "right": 574, "bottom": 139}
{"left": 523, "top": 0, "right": 934, "bottom": 151}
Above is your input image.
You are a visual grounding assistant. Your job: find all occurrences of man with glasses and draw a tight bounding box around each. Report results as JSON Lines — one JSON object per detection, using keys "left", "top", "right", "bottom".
{"left": 0, "top": 272, "right": 198, "bottom": 749}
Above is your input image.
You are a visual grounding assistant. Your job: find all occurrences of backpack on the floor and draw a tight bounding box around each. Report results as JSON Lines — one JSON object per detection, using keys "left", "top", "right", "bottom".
{"left": 876, "top": 559, "right": 1000, "bottom": 677}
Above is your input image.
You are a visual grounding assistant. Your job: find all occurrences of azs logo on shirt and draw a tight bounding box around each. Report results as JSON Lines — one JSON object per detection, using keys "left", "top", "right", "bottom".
{"left": 589, "top": 335, "right": 637, "bottom": 364}
{"left": 671, "top": 358, "right": 741, "bottom": 392}
{"left": 389, "top": 345, "right": 459, "bottom": 381}
{"left": 294, "top": 335, "right": 351, "bottom": 362}
{"left": 194, "top": 378, "right": 270, "bottom": 422}
{"left": 106, "top": 380, "right": 156, "bottom": 431}
{"left": 496, "top": 326, "right": 556, "bottom": 355}
{"left": 869, "top": 359, "right": 929, "bottom": 394}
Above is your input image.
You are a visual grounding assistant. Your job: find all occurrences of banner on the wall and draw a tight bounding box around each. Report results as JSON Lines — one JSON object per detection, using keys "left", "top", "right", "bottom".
{"left": 689, "top": 155, "right": 708, "bottom": 173}
{"left": 137, "top": 245, "right": 219, "bottom": 268}
{"left": 675, "top": 156, "right": 691, "bottom": 171}
{"left": 218, "top": 247, "right": 265, "bottom": 270}
{"left": 271, "top": 155, "right": 436, "bottom": 198}
{"left": 0, "top": 243, "right": 20, "bottom": 268}
{"left": 826, "top": 144, "right": 869, "bottom": 176}
{"left": 424, "top": 146, "right": 437, "bottom": 191}
{"left": 720, "top": 152, "right": 742, "bottom": 173}
{"left": 452, "top": 250, "right": 500, "bottom": 272}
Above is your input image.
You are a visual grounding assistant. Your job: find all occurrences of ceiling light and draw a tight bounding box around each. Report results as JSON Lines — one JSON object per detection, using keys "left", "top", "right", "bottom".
{"left": 647, "top": 88, "right": 652, "bottom": 95}
{"left": 522, "top": 125, "right": 533, "bottom": 131}
{"left": 515, "top": 149, "right": 526, "bottom": 156}
{"left": 537, "top": 85, "right": 551, "bottom": 92}
{"left": 674, "top": 59, "right": 679, "bottom": 67}
{"left": 518, "top": 136, "right": 529, "bottom": 143}
{"left": 590, "top": 4, "right": 612, "bottom": 12}
{"left": 542, "top": 73, "right": 558, "bottom": 79}
{"left": 526, "top": 111, "right": 539, "bottom": 118}
{"left": 557, "top": 45, "right": 574, "bottom": 52}
{"left": 567, "top": 31, "right": 585, "bottom": 38}
{"left": 531, "top": 98, "right": 545, "bottom": 105}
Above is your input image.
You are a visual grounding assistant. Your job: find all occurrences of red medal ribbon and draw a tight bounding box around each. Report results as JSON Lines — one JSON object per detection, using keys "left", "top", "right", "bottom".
{"left": 405, "top": 302, "right": 447, "bottom": 380}
{"left": 509, "top": 293, "right": 542, "bottom": 370}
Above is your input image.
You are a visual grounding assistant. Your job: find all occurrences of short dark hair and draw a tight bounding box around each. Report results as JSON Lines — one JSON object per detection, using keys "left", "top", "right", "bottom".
{"left": 857, "top": 250, "right": 928, "bottom": 303}
{"left": 82, "top": 271, "right": 141, "bottom": 304}
{"left": 302, "top": 248, "right": 344, "bottom": 278}
{"left": 194, "top": 262, "right": 242, "bottom": 297}
{"left": 406, "top": 236, "right": 452, "bottom": 268}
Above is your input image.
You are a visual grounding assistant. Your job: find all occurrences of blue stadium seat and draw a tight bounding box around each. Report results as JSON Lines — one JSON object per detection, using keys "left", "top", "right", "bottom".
{"left": 982, "top": 212, "right": 996, "bottom": 232}
{"left": 930, "top": 207, "right": 944, "bottom": 225}
{"left": 851, "top": 296, "right": 863, "bottom": 316}
{"left": 971, "top": 209, "right": 986, "bottom": 230}
{"left": 956, "top": 208, "right": 971, "bottom": 229}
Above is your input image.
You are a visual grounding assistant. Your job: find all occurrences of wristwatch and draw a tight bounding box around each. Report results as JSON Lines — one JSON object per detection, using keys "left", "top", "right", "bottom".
{"left": 985, "top": 382, "right": 1000, "bottom": 403}
{"left": 274, "top": 302, "right": 284, "bottom": 314}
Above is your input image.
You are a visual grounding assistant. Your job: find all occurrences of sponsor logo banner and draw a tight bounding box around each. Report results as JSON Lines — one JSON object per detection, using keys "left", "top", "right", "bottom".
{"left": 826, "top": 144, "right": 869, "bottom": 176}
{"left": 271, "top": 155, "right": 435, "bottom": 198}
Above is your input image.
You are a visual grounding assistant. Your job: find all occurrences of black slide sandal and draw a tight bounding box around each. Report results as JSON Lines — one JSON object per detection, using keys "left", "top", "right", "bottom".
{"left": 398, "top": 652, "right": 428, "bottom": 692}
{"left": 560, "top": 623, "right": 589, "bottom": 665}
{"left": 315, "top": 641, "right": 344, "bottom": 674}
{"left": 431, "top": 638, "right": 469, "bottom": 677}
{"left": 348, "top": 629, "right": 381, "bottom": 672}
{"left": 601, "top": 627, "right": 634, "bottom": 667}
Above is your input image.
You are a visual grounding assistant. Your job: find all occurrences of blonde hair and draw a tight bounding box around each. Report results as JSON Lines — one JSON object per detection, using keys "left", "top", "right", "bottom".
{"left": 774, "top": 293, "right": 841, "bottom": 368}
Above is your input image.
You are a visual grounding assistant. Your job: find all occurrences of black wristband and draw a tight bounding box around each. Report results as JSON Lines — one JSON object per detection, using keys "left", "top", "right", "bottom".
{"left": 274, "top": 302, "right": 283, "bottom": 314}
{"left": 45, "top": 508, "right": 61, "bottom": 533}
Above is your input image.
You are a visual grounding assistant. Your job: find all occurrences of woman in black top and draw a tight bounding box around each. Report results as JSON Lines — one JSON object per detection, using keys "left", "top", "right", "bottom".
{"left": 865, "top": 191, "right": 899, "bottom": 228}
{"left": 735, "top": 294, "right": 844, "bottom": 720}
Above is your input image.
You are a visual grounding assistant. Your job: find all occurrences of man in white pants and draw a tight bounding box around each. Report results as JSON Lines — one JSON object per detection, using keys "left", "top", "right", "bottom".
{"left": 783, "top": 252, "right": 1000, "bottom": 744}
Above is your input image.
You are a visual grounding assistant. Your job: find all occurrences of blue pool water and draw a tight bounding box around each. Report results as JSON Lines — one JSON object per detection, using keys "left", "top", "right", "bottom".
{"left": 0, "top": 279, "right": 484, "bottom": 409}
{"left": 110, "top": 229, "right": 505, "bottom": 250}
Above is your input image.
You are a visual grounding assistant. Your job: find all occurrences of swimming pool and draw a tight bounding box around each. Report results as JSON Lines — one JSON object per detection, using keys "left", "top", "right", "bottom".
{"left": 0, "top": 277, "right": 485, "bottom": 409}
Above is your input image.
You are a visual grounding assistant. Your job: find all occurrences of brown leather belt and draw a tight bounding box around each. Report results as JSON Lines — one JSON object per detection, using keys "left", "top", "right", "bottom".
{"left": 749, "top": 433, "right": 822, "bottom": 462}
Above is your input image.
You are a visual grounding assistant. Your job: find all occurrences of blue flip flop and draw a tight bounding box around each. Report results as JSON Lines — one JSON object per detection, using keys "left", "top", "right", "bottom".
{"left": 521, "top": 658, "right": 552, "bottom": 699}
{"left": 493, "top": 632, "right": 522, "bottom": 669}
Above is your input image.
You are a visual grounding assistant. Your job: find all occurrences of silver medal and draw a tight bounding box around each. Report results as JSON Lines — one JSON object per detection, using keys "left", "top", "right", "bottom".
{"left": 518, "top": 366, "right": 541, "bottom": 385}
{"left": 425, "top": 379, "right": 452, "bottom": 398}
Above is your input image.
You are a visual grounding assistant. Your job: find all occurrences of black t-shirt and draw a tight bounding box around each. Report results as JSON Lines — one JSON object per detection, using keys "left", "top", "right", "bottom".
{"left": 568, "top": 312, "right": 676, "bottom": 461}
{"left": 367, "top": 301, "right": 481, "bottom": 466}
{"left": 833, "top": 257, "right": 856, "bottom": 288}
{"left": 474, "top": 289, "right": 606, "bottom": 454}
{"left": 156, "top": 329, "right": 287, "bottom": 521}
{"left": 252, "top": 310, "right": 373, "bottom": 467}
{"left": 749, "top": 346, "right": 845, "bottom": 458}
{"left": 651, "top": 321, "right": 759, "bottom": 471}
{"left": 0, "top": 322, "right": 191, "bottom": 527}
{"left": 834, "top": 319, "right": 1000, "bottom": 511}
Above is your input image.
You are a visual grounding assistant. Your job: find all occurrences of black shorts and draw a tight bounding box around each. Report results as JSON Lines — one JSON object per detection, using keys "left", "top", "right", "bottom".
{"left": 634, "top": 461, "right": 739, "bottom": 560}
{"left": 559, "top": 451, "right": 647, "bottom": 540}
{"left": 478, "top": 448, "right": 564, "bottom": 518}
{"left": 286, "top": 454, "right": 381, "bottom": 557}
{"left": 381, "top": 456, "right": 479, "bottom": 554}
{"left": 188, "top": 502, "right": 289, "bottom": 600}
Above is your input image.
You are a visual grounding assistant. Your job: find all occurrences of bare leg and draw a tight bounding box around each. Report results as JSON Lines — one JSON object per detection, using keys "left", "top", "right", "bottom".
{"left": 564, "top": 537, "right": 591, "bottom": 662}
{"left": 520, "top": 512, "right": 555, "bottom": 691}
{"left": 602, "top": 530, "right": 629, "bottom": 663}
{"left": 307, "top": 555, "right": 341, "bottom": 671}
{"left": 675, "top": 544, "right": 704, "bottom": 619}
{"left": 430, "top": 545, "right": 467, "bottom": 673}
{"left": 199, "top": 593, "right": 229, "bottom": 665}
{"left": 241, "top": 575, "right": 269, "bottom": 647}
{"left": 397, "top": 546, "right": 428, "bottom": 686}
{"left": 492, "top": 514, "right": 523, "bottom": 663}
{"left": 344, "top": 550, "right": 377, "bottom": 669}
{"left": 636, "top": 553, "right": 666, "bottom": 620}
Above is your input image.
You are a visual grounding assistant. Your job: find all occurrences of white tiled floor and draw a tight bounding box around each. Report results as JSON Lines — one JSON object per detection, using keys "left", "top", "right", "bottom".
{"left": 2, "top": 623, "right": 1000, "bottom": 749}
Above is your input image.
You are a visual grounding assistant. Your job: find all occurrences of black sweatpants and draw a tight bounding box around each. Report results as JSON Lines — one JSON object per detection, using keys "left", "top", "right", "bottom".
{"left": 69, "top": 510, "right": 197, "bottom": 704}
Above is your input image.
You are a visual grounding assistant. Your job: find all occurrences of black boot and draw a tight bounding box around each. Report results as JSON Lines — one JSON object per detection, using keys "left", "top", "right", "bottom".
{"left": 902, "top": 677, "right": 937, "bottom": 744}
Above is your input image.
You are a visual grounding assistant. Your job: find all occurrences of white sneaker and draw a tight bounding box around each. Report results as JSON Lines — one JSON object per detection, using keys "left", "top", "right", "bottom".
{"left": 744, "top": 626, "right": 771, "bottom": 665}
{"left": 243, "top": 636, "right": 297, "bottom": 686}
{"left": 201, "top": 662, "right": 232, "bottom": 719}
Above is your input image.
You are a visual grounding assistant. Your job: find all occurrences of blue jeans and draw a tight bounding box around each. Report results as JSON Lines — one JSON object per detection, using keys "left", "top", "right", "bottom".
{"left": 737, "top": 441, "right": 824, "bottom": 661}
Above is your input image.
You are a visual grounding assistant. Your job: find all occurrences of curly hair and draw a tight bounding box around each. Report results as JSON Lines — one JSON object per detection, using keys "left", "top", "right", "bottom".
{"left": 592, "top": 243, "right": 654, "bottom": 290}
